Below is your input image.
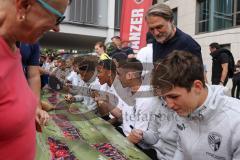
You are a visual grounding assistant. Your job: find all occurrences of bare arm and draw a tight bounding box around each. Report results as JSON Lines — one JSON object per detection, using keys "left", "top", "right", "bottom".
{"left": 221, "top": 63, "right": 228, "bottom": 83}
{"left": 28, "top": 66, "right": 49, "bottom": 126}
{"left": 110, "top": 107, "right": 122, "bottom": 120}
{"left": 96, "top": 100, "right": 122, "bottom": 120}
{"left": 27, "top": 66, "right": 41, "bottom": 106}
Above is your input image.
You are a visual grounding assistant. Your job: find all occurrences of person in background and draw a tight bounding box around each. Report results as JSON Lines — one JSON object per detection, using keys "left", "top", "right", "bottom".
{"left": 95, "top": 59, "right": 117, "bottom": 120}
{"left": 94, "top": 41, "right": 110, "bottom": 60}
{"left": 0, "top": 0, "right": 69, "bottom": 159}
{"left": 232, "top": 60, "right": 240, "bottom": 99}
{"left": 19, "top": 42, "right": 49, "bottom": 129}
{"left": 65, "top": 55, "right": 101, "bottom": 109}
{"left": 116, "top": 58, "right": 159, "bottom": 159}
{"left": 152, "top": 50, "right": 240, "bottom": 160}
{"left": 203, "top": 64, "right": 209, "bottom": 84}
{"left": 66, "top": 59, "right": 81, "bottom": 87}
{"left": 121, "top": 40, "right": 135, "bottom": 58}
{"left": 107, "top": 42, "right": 125, "bottom": 58}
{"left": 51, "top": 59, "right": 72, "bottom": 85}
{"left": 209, "top": 42, "right": 230, "bottom": 86}
{"left": 136, "top": 32, "right": 155, "bottom": 78}
{"left": 111, "top": 36, "right": 122, "bottom": 49}
{"left": 42, "top": 55, "right": 53, "bottom": 71}
{"left": 145, "top": 3, "right": 202, "bottom": 62}
{"left": 39, "top": 55, "right": 48, "bottom": 88}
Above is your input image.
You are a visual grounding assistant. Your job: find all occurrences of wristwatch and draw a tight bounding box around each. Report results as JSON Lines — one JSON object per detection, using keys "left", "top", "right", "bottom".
{"left": 220, "top": 80, "right": 224, "bottom": 84}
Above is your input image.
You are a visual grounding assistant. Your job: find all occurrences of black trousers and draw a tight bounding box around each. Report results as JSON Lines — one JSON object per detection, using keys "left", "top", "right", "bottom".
{"left": 232, "top": 78, "right": 240, "bottom": 99}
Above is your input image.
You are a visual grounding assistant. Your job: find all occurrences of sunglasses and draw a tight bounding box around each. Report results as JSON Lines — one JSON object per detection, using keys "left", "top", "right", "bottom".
{"left": 36, "top": 0, "right": 65, "bottom": 25}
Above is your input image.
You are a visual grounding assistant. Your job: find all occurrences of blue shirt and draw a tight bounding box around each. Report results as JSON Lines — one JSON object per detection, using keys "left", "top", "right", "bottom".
{"left": 19, "top": 42, "right": 40, "bottom": 74}
{"left": 152, "top": 28, "right": 202, "bottom": 62}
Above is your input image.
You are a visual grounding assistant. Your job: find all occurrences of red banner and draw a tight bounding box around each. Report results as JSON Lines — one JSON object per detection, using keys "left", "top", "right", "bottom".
{"left": 120, "top": 0, "right": 153, "bottom": 53}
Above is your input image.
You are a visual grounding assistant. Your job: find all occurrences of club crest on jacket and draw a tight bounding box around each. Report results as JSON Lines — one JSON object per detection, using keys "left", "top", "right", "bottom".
{"left": 208, "top": 132, "right": 222, "bottom": 152}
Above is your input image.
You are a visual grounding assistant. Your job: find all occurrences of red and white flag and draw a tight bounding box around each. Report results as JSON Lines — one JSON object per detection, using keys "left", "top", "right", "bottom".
{"left": 120, "top": 0, "right": 153, "bottom": 53}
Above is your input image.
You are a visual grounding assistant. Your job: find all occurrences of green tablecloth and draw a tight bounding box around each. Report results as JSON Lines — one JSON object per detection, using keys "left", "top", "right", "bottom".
{"left": 36, "top": 87, "right": 151, "bottom": 160}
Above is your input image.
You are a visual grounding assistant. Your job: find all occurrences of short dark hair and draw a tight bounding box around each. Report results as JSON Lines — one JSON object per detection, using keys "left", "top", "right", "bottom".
{"left": 98, "top": 59, "right": 116, "bottom": 73}
{"left": 118, "top": 58, "right": 143, "bottom": 76}
{"left": 111, "top": 36, "right": 121, "bottom": 40}
{"left": 209, "top": 42, "right": 220, "bottom": 49}
{"left": 152, "top": 50, "right": 205, "bottom": 94}
{"left": 73, "top": 55, "right": 98, "bottom": 72}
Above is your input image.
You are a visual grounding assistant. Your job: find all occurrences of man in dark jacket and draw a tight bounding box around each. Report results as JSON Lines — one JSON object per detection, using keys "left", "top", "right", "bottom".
{"left": 209, "top": 42, "right": 229, "bottom": 86}
{"left": 145, "top": 3, "right": 202, "bottom": 62}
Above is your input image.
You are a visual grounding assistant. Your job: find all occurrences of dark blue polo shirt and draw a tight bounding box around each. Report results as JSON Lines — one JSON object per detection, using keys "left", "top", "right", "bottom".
{"left": 19, "top": 42, "right": 40, "bottom": 74}
{"left": 152, "top": 28, "right": 202, "bottom": 62}
{"left": 20, "top": 42, "right": 40, "bottom": 66}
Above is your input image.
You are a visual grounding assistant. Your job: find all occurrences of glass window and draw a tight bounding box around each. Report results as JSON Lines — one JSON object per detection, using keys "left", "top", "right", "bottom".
{"left": 235, "top": 0, "right": 240, "bottom": 25}
{"left": 115, "top": 0, "right": 122, "bottom": 29}
{"left": 198, "top": 0, "right": 210, "bottom": 32}
{"left": 213, "top": 0, "right": 233, "bottom": 30}
{"left": 197, "top": 0, "right": 235, "bottom": 33}
{"left": 172, "top": 8, "right": 178, "bottom": 26}
{"left": 68, "top": 0, "right": 107, "bottom": 26}
{"left": 236, "top": 13, "right": 240, "bottom": 25}
{"left": 237, "top": 0, "right": 240, "bottom": 11}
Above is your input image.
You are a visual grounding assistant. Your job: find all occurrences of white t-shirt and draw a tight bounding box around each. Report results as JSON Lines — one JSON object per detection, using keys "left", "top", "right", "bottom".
{"left": 42, "top": 62, "right": 52, "bottom": 71}
{"left": 100, "top": 78, "right": 129, "bottom": 110}
{"left": 66, "top": 71, "right": 81, "bottom": 86}
{"left": 74, "top": 74, "right": 101, "bottom": 110}
{"left": 121, "top": 84, "right": 160, "bottom": 137}
{"left": 136, "top": 43, "right": 153, "bottom": 77}
{"left": 98, "top": 78, "right": 130, "bottom": 119}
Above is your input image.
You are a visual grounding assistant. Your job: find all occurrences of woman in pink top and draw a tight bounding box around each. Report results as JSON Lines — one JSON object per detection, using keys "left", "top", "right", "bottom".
{"left": 0, "top": 0, "right": 69, "bottom": 159}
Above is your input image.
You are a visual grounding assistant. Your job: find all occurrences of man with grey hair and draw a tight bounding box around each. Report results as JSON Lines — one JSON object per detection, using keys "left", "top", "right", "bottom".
{"left": 145, "top": 3, "right": 202, "bottom": 62}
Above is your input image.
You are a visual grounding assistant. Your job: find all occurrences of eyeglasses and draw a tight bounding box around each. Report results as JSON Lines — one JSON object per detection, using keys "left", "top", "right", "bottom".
{"left": 36, "top": 0, "right": 65, "bottom": 25}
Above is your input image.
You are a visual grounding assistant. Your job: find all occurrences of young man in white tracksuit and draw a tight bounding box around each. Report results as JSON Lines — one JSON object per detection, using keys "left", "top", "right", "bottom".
{"left": 130, "top": 101, "right": 178, "bottom": 160}
{"left": 152, "top": 50, "right": 240, "bottom": 160}
{"left": 98, "top": 58, "right": 160, "bottom": 159}
{"left": 65, "top": 55, "right": 101, "bottom": 109}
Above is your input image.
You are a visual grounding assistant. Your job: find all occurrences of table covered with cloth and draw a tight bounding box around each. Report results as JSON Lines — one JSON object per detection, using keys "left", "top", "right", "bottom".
{"left": 36, "top": 87, "right": 151, "bottom": 160}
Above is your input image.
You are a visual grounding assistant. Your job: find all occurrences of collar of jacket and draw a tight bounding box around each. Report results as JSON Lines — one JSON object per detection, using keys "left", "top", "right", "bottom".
{"left": 187, "top": 85, "right": 218, "bottom": 121}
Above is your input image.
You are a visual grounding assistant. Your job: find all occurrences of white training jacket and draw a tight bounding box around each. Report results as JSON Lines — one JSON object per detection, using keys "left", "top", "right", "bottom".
{"left": 143, "top": 101, "right": 178, "bottom": 160}
{"left": 73, "top": 74, "right": 101, "bottom": 110}
{"left": 121, "top": 84, "right": 158, "bottom": 138}
{"left": 173, "top": 85, "right": 240, "bottom": 160}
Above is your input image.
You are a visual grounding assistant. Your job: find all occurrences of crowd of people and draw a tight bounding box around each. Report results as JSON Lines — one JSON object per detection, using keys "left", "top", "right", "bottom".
{"left": 0, "top": 1, "right": 240, "bottom": 160}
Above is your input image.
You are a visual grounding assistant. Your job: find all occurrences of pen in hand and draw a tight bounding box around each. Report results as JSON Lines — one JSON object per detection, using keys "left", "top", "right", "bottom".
{"left": 130, "top": 125, "right": 134, "bottom": 130}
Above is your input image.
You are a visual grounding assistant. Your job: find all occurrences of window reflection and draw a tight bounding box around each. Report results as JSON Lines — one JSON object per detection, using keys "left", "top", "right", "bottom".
{"left": 197, "top": 0, "right": 240, "bottom": 33}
